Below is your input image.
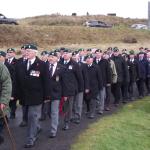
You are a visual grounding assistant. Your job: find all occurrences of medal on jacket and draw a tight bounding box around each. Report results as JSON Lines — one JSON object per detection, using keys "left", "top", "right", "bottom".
{"left": 56, "top": 76, "right": 59, "bottom": 82}
{"left": 30, "top": 70, "right": 40, "bottom": 77}
{"left": 68, "top": 65, "right": 73, "bottom": 70}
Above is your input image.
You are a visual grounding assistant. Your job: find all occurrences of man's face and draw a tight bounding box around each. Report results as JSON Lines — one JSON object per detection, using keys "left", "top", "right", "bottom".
{"left": 20, "top": 49, "right": 27, "bottom": 57}
{"left": 0, "top": 56, "right": 5, "bottom": 62}
{"left": 26, "top": 49, "right": 37, "bottom": 60}
{"left": 7, "top": 51, "right": 16, "bottom": 59}
{"left": 103, "top": 54, "right": 109, "bottom": 60}
{"left": 95, "top": 52, "right": 102, "bottom": 59}
{"left": 63, "top": 52, "right": 71, "bottom": 60}
{"left": 139, "top": 54, "right": 144, "bottom": 59}
{"left": 129, "top": 54, "right": 134, "bottom": 59}
{"left": 113, "top": 51, "right": 119, "bottom": 56}
{"left": 40, "top": 55, "right": 48, "bottom": 62}
{"left": 86, "top": 58, "right": 93, "bottom": 65}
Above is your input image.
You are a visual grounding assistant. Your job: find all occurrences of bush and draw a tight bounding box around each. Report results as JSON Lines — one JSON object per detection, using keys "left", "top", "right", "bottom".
{"left": 123, "top": 36, "right": 137, "bottom": 43}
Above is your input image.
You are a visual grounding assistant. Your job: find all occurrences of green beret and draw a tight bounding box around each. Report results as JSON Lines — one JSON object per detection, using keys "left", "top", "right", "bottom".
{"left": 129, "top": 50, "right": 135, "bottom": 55}
{"left": 85, "top": 54, "right": 93, "bottom": 60}
{"left": 41, "top": 51, "right": 48, "bottom": 56}
{"left": 7, "top": 48, "right": 15, "bottom": 53}
{"left": 0, "top": 51, "right": 6, "bottom": 57}
{"left": 49, "top": 51, "right": 57, "bottom": 57}
{"left": 113, "top": 47, "right": 119, "bottom": 52}
{"left": 25, "top": 44, "right": 37, "bottom": 50}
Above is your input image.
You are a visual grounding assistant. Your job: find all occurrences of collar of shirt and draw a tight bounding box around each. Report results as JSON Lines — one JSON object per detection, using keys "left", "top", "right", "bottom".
{"left": 8, "top": 57, "right": 14, "bottom": 63}
{"left": 28, "top": 57, "right": 36, "bottom": 65}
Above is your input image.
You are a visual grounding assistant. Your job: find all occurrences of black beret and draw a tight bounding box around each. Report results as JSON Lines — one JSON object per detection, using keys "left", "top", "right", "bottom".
{"left": 25, "top": 44, "right": 37, "bottom": 50}
{"left": 87, "top": 49, "right": 91, "bottom": 52}
{"left": 0, "top": 51, "right": 6, "bottom": 57}
{"left": 60, "top": 47, "right": 66, "bottom": 51}
{"left": 72, "top": 51, "right": 78, "bottom": 56}
{"left": 63, "top": 49, "right": 72, "bottom": 53}
{"left": 49, "top": 51, "right": 57, "bottom": 57}
{"left": 95, "top": 49, "right": 102, "bottom": 53}
{"left": 7, "top": 48, "right": 15, "bottom": 53}
{"left": 107, "top": 47, "right": 112, "bottom": 51}
{"left": 21, "top": 45, "right": 27, "bottom": 49}
{"left": 85, "top": 54, "right": 93, "bottom": 60}
{"left": 41, "top": 51, "right": 48, "bottom": 56}
{"left": 138, "top": 51, "right": 145, "bottom": 55}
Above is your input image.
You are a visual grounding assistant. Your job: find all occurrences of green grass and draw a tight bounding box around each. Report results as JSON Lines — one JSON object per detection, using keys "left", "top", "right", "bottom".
{"left": 71, "top": 97, "right": 150, "bottom": 150}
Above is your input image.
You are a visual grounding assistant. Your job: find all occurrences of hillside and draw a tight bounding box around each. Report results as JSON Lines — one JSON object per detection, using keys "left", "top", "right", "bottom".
{"left": 0, "top": 15, "right": 149, "bottom": 50}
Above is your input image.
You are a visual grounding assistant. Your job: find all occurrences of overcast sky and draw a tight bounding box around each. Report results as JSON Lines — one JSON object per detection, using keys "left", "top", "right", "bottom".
{"left": 0, "top": 0, "right": 149, "bottom": 19}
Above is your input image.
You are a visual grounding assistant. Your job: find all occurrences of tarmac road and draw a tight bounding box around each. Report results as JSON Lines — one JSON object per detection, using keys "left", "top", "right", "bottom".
{"left": 1, "top": 104, "right": 121, "bottom": 150}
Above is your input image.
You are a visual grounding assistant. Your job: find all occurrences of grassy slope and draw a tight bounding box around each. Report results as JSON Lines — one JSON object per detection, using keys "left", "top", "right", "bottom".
{"left": 71, "top": 97, "right": 150, "bottom": 150}
{"left": 0, "top": 15, "right": 149, "bottom": 50}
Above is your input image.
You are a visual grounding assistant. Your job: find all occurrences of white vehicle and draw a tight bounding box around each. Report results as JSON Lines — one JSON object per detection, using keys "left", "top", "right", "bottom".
{"left": 131, "top": 24, "right": 148, "bottom": 29}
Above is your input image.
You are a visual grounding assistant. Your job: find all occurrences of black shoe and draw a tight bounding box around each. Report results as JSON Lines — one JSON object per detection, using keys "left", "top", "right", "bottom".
{"left": 88, "top": 114, "right": 95, "bottom": 119}
{"left": 19, "top": 121, "right": 27, "bottom": 127}
{"left": 39, "top": 116, "right": 46, "bottom": 121}
{"left": 49, "top": 133, "right": 56, "bottom": 138}
{"left": 62, "top": 124, "right": 69, "bottom": 130}
{"left": 0, "top": 136, "right": 4, "bottom": 145}
{"left": 37, "top": 127, "right": 42, "bottom": 135}
{"left": 73, "top": 119, "right": 80, "bottom": 124}
{"left": 97, "top": 111, "right": 103, "bottom": 115}
{"left": 24, "top": 141, "right": 35, "bottom": 148}
{"left": 105, "top": 107, "right": 110, "bottom": 111}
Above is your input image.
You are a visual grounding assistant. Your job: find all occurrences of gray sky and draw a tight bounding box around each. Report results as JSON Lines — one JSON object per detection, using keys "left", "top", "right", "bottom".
{"left": 0, "top": 0, "right": 149, "bottom": 18}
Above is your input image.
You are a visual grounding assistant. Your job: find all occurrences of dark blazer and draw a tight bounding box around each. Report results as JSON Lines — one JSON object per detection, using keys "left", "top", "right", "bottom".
{"left": 5, "top": 58, "right": 18, "bottom": 98}
{"left": 137, "top": 59, "right": 147, "bottom": 79}
{"left": 146, "top": 60, "right": 150, "bottom": 78}
{"left": 60, "top": 59, "right": 84, "bottom": 96}
{"left": 78, "top": 62, "right": 90, "bottom": 91}
{"left": 127, "top": 59, "right": 139, "bottom": 82}
{"left": 85, "top": 63, "right": 103, "bottom": 99}
{"left": 94, "top": 58, "right": 112, "bottom": 86}
{"left": 47, "top": 63, "right": 65, "bottom": 100}
{"left": 15, "top": 57, "right": 50, "bottom": 106}
{"left": 111, "top": 56, "right": 129, "bottom": 83}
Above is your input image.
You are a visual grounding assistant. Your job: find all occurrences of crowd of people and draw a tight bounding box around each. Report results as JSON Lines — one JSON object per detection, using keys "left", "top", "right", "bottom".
{"left": 0, "top": 44, "right": 150, "bottom": 148}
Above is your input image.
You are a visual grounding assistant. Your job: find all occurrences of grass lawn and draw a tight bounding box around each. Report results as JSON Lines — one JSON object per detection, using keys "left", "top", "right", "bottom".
{"left": 71, "top": 97, "right": 150, "bottom": 150}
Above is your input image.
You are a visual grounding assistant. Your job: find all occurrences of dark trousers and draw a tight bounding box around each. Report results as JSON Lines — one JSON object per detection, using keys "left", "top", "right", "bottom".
{"left": 105, "top": 86, "right": 111, "bottom": 108}
{"left": 0, "top": 118, "right": 4, "bottom": 136}
{"left": 111, "top": 82, "right": 122, "bottom": 104}
{"left": 137, "top": 79, "right": 145, "bottom": 97}
{"left": 9, "top": 99, "right": 17, "bottom": 117}
{"left": 146, "top": 77, "right": 150, "bottom": 94}
{"left": 22, "top": 106, "right": 28, "bottom": 122}
{"left": 40, "top": 102, "right": 50, "bottom": 119}
{"left": 121, "top": 82, "right": 129, "bottom": 102}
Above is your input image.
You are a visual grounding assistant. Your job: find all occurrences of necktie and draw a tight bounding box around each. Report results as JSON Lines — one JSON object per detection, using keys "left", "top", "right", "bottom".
{"left": 64, "top": 61, "right": 67, "bottom": 65}
{"left": 8, "top": 59, "right": 11, "bottom": 64}
{"left": 49, "top": 64, "right": 54, "bottom": 77}
{"left": 27, "top": 60, "right": 31, "bottom": 71}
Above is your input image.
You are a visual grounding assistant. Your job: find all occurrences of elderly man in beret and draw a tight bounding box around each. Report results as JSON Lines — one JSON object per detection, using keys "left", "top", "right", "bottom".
{"left": 15, "top": 44, "right": 50, "bottom": 148}
{"left": 0, "top": 61, "right": 12, "bottom": 145}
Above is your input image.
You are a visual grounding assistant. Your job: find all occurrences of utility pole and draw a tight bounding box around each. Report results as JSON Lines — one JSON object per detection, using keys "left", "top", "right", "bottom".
{"left": 148, "top": 1, "right": 150, "bottom": 29}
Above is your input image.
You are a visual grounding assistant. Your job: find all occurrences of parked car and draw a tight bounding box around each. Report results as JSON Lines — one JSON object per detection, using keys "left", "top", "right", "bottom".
{"left": 0, "top": 14, "right": 18, "bottom": 25}
{"left": 84, "top": 20, "right": 112, "bottom": 28}
{"left": 131, "top": 24, "right": 148, "bottom": 29}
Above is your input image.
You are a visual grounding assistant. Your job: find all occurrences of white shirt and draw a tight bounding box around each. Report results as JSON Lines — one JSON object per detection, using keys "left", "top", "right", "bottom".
{"left": 52, "top": 62, "right": 57, "bottom": 76}
{"left": 27, "top": 57, "right": 36, "bottom": 70}
{"left": 7, "top": 57, "right": 14, "bottom": 64}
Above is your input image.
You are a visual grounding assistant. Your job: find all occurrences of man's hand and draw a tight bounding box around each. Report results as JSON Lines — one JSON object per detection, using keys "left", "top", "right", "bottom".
{"left": 10, "top": 97, "right": 14, "bottom": 100}
{"left": 44, "top": 100, "right": 51, "bottom": 103}
{"left": 64, "top": 97, "right": 68, "bottom": 101}
{"left": 0, "top": 103, "right": 6, "bottom": 110}
{"left": 85, "top": 89, "right": 90, "bottom": 93}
